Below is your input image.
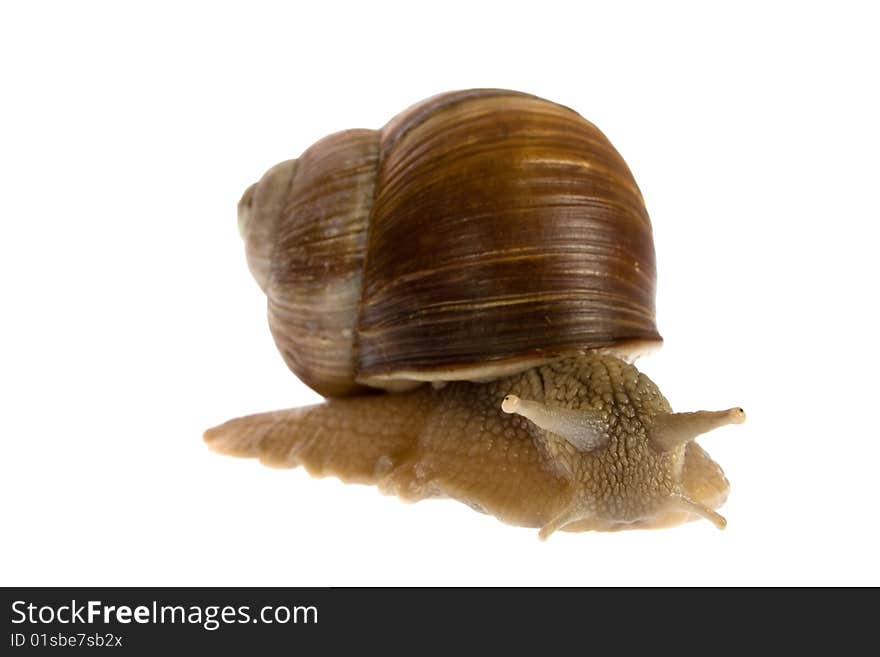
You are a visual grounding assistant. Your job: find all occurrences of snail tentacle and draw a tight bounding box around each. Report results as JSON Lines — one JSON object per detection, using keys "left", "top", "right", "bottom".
{"left": 650, "top": 408, "right": 746, "bottom": 452}
{"left": 671, "top": 494, "right": 727, "bottom": 529}
{"left": 538, "top": 503, "right": 592, "bottom": 541}
{"left": 501, "top": 394, "right": 608, "bottom": 452}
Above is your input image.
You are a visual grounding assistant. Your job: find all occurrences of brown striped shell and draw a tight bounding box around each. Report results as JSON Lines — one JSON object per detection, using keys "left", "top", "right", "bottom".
{"left": 238, "top": 89, "right": 662, "bottom": 397}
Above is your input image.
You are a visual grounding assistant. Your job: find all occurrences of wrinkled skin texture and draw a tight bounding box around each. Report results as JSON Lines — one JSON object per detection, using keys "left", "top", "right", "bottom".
{"left": 205, "top": 353, "right": 730, "bottom": 535}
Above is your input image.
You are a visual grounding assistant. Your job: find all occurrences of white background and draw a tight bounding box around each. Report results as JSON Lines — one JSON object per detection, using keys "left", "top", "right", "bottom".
{"left": 2, "top": 1, "right": 878, "bottom": 586}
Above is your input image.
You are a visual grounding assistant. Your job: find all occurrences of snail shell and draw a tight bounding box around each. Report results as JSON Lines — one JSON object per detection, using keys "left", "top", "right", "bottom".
{"left": 238, "top": 89, "right": 661, "bottom": 397}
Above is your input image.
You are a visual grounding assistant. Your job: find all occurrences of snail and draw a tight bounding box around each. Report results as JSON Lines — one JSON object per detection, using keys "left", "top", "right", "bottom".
{"left": 205, "top": 89, "right": 745, "bottom": 538}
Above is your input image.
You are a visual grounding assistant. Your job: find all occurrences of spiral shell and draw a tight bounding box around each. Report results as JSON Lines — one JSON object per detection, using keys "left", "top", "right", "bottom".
{"left": 238, "top": 89, "right": 661, "bottom": 397}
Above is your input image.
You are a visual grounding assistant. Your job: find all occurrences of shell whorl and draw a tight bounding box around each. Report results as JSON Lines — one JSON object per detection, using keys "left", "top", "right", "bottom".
{"left": 237, "top": 158, "right": 298, "bottom": 293}
{"left": 356, "top": 90, "right": 661, "bottom": 386}
{"left": 242, "top": 130, "right": 380, "bottom": 397}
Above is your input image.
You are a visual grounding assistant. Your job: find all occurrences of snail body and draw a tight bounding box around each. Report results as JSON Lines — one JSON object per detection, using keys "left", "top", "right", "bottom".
{"left": 206, "top": 89, "right": 745, "bottom": 537}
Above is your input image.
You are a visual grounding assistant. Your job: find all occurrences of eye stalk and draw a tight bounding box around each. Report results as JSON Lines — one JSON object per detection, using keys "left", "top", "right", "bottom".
{"left": 649, "top": 408, "right": 746, "bottom": 452}
{"left": 501, "top": 394, "right": 609, "bottom": 452}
